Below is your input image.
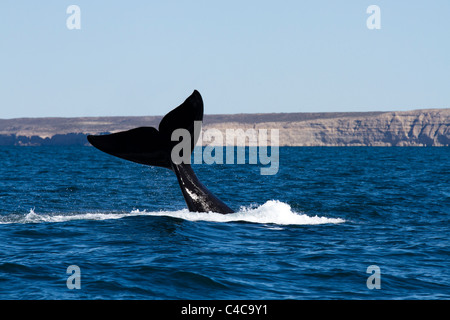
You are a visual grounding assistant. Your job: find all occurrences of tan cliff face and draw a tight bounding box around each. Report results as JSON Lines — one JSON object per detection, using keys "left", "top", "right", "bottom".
{"left": 0, "top": 109, "right": 449, "bottom": 146}
{"left": 202, "top": 109, "right": 450, "bottom": 146}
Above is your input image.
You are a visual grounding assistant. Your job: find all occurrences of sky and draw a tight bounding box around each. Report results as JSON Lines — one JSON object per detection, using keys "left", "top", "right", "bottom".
{"left": 0, "top": 0, "right": 449, "bottom": 118}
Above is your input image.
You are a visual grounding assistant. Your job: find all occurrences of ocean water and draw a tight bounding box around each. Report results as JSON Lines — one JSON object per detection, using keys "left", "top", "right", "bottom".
{"left": 0, "top": 146, "right": 448, "bottom": 300}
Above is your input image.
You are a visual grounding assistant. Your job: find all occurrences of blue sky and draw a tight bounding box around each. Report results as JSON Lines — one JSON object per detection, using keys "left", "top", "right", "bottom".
{"left": 0, "top": 1, "right": 449, "bottom": 118}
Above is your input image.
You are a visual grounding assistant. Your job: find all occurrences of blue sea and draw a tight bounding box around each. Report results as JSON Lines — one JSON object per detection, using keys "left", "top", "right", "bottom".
{"left": 0, "top": 146, "right": 448, "bottom": 300}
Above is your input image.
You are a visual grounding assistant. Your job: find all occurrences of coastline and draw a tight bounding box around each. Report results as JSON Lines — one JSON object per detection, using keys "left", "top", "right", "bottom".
{"left": 1, "top": 109, "right": 449, "bottom": 147}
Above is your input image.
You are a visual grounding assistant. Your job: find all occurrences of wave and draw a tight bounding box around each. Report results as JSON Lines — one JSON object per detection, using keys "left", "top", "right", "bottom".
{"left": 132, "top": 200, "right": 345, "bottom": 225}
{"left": 0, "top": 201, "right": 344, "bottom": 226}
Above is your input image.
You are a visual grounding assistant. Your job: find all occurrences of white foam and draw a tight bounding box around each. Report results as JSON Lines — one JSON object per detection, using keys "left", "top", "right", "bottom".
{"left": 0, "top": 208, "right": 135, "bottom": 225}
{"left": 0, "top": 201, "right": 344, "bottom": 226}
{"left": 136, "top": 200, "right": 345, "bottom": 225}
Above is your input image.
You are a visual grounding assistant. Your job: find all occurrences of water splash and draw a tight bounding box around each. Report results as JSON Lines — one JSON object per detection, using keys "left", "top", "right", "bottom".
{"left": 0, "top": 201, "right": 344, "bottom": 226}
{"left": 133, "top": 200, "right": 344, "bottom": 225}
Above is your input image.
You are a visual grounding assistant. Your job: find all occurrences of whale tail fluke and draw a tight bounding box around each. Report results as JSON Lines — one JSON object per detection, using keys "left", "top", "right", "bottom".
{"left": 87, "top": 126, "right": 172, "bottom": 169}
{"left": 87, "top": 90, "right": 203, "bottom": 170}
{"left": 87, "top": 90, "right": 233, "bottom": 214}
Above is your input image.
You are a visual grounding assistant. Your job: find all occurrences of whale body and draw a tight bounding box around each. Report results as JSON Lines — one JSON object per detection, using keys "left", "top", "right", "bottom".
{"left": 87, "top": 90, "right": 234, "bottom": 214}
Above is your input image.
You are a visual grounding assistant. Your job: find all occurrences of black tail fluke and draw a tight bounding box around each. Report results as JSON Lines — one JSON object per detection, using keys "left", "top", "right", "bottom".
{"left": 87, "top": 90, "right": 203, "bottom": 170}
{"left": 87, "top": 90, "right": 234, "bottom": 214}
{"left": 158, "top": 89, "right": 203, "bottom": 154}
{"left": 87, "top": 127, "right": 172, "bottom": 169}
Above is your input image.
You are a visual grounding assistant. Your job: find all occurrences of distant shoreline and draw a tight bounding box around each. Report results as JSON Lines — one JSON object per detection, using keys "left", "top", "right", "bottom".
{"left": 1, "top": 109, "right": 449, "bottom": 146}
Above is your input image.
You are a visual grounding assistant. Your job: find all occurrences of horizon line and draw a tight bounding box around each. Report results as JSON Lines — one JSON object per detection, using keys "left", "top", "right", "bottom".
{"left": 1, "top": 107, "right": 449, "bottom": 121}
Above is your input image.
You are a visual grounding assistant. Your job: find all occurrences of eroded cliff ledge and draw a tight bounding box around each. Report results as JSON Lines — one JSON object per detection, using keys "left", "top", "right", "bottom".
{"left": 0, "top": 109, "right": 448, "bottom": 146}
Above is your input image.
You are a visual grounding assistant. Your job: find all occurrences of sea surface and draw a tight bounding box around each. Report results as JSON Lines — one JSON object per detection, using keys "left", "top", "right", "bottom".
{"left": 0, "top": 146, "right": 448, "bottom": 299}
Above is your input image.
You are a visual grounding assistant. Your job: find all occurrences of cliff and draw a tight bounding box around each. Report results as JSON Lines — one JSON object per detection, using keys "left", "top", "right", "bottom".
{"left": 203, "top": 109, "right": 450, "bottom": 146}
{"left": 0, "top": 109, "right": 448, "bottom": 146}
